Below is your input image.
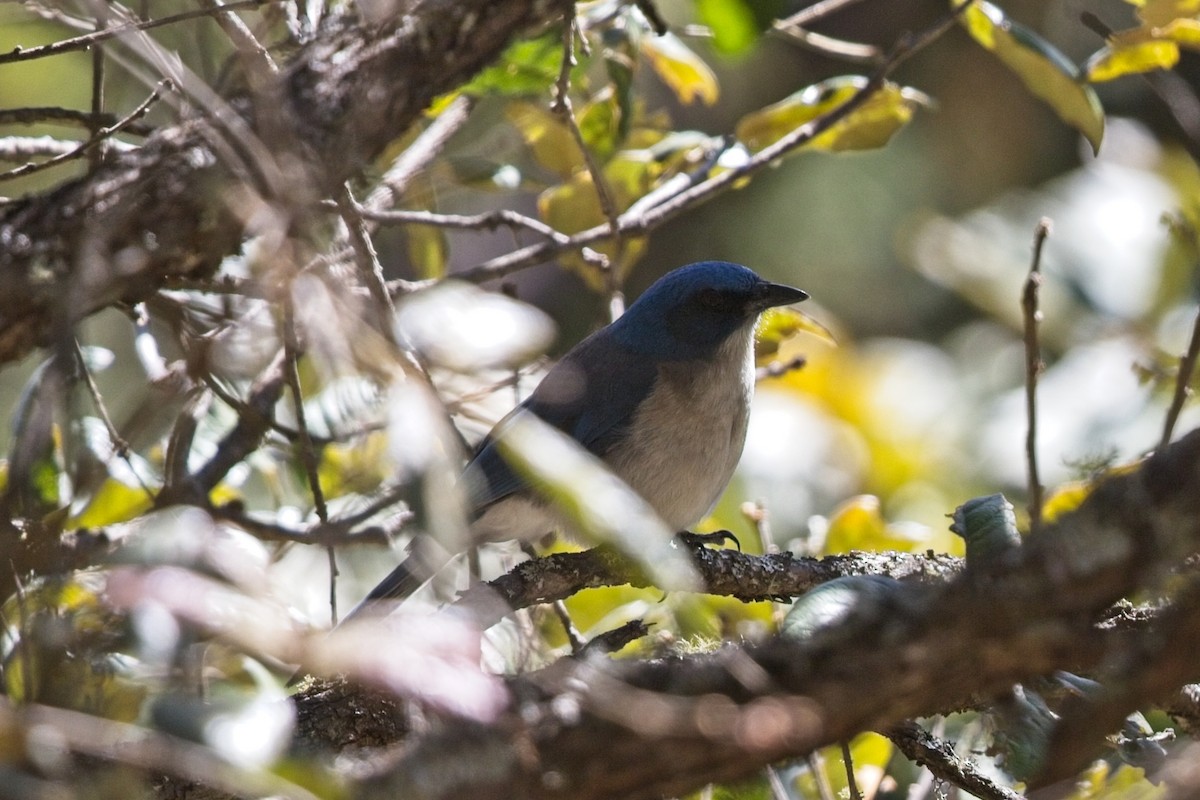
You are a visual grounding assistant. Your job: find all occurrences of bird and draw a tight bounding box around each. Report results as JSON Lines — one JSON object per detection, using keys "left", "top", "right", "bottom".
{"left": 348, "top": 260, "right": 808, "bottom": 620}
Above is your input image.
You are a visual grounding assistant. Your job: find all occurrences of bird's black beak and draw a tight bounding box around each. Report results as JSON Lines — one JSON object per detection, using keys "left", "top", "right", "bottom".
{"left": 748, "top": 281, "right": 808, "bottom": 313}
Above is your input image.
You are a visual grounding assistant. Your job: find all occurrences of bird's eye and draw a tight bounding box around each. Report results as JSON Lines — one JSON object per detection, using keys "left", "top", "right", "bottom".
{"left": 696, "top": 288, "right": 724, "bottom": 310}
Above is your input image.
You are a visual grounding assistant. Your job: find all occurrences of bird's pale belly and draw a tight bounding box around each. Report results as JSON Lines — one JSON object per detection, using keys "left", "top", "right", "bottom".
{"left": 605, "top": 331, "right": 754, "bottom": 530}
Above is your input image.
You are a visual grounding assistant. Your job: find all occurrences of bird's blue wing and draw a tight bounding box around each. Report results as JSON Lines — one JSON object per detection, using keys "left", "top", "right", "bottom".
{"left": 462, "top": 331, "right": 659, "bottom": 515}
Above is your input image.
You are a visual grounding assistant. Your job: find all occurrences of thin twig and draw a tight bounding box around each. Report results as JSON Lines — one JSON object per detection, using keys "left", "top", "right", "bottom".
{"left": 0, "top": 79, "right": 173, "bottom": 182}
{"left": 0, "top": 1, "right": 272, "bottom": 65}
{"left": 757, "top": 355, "right": 807, "bottom": 381}
{"left": 200, "top": 0, "right": 279, "bottom": 75}
{"left": 551, "top": 7, "right": 622, "bottom": 307}
{"left": 633, "top": 0, "right": 669, "bottom": 35}
{"left": 1022, "top": 219, "right": 1051, "bottom": 533}
{"left": 336, "top": 184, "right": 402, "bottom": 348}
{"left": 775, "top": 0, "right": 872, "bottom": 31}
{"left": 841, "top": 741, "right": 862, "bottom": 800}
{"left": 0, "top": 106, "right": 154, "bottom": 136}
{"left": 282, "top": 300, "right": 336, "bottom": 623}
{"left": 89, "top": 4, "right": 108, "bottom": 173}
{"left": 1160, "top": 301, "right": 1200, "bottom": 451}
{"left": 773, "top": 26, "right": 880, "bottom": 62}
{"left": 353, "top": 207, "right": 573, "bottom": 242}
{"left": 363, "top": 94, "right": 475, "bottom": 214}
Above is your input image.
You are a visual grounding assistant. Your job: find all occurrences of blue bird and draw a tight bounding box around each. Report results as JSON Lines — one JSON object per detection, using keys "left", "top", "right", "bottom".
{"left": 352, "top": 260, "right": 807, "bottom": 616}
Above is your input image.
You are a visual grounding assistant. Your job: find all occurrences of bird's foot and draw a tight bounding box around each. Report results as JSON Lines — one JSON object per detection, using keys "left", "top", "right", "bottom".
{"left": 677, "top": 529, "right": 741, "bottom": 551}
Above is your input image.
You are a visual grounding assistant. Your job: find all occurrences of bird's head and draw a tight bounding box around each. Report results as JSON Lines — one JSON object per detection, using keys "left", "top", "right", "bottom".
{"left": 612, "top": 261, "right": 808, "bottom": 360}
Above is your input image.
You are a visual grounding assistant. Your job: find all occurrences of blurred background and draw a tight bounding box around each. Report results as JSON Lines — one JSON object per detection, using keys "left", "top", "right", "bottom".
{"left": 3, "top": 0, "right": 1200, "bottom": 795}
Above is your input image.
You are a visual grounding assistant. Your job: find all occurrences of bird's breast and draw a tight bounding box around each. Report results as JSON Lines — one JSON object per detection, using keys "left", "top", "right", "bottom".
{"left": 604, "top": 325, "right": 756, "bottom": 531}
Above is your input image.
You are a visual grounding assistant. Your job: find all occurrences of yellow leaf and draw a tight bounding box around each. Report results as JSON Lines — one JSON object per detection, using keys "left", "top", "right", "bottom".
{"left": 70, "top": 478, "right": 153, "bottom": 529}
{"left": 1087, "top": 37, "right": 1179, "bottom": 82}
{"left": 959, "top": 0, "right": 1105, "bottom": 153}
{"left": 756, "top": 307, "right": 836, "bottom": 362}
{"left": 824, "top": 495, "right": 931, "bottom": 554}
{"left": 735, "top": 76, "right": 922, "bottom": 154}
{"left": 640, "top": 32, "right": 719, "bottom": 106}
{"left": 507, "top": 102, "right": 579, "bottom": 181}
{"left": 1135, "top": 0, "right": 1200, "bottom": 27}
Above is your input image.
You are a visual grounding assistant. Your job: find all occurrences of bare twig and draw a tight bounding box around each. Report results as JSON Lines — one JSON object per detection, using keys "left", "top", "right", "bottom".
{"left": 1022, "top": 219, "right": 1051, "bottom": 532}
{"left": 774, "top": 0, "right": 873, "bottom": 30}
{"left": 200, "top": 0, "right": 279, "bottom": 75}
{"left": 757, "top": 356, "right": 807, "bottom": 381}
{"left": 0, "top": 106, "right": 155, "bottom": 136}
{"left": 89, "top": 3, "right": 108, "bottom": 173}
{"left": 336, "top": 184, "right": 402, "bottom": 342}
{"left": 0, "top": 1, "right": 272, "bottom": 65}
{"left": 1160, "top": 287, "right": 1200, "bottom": 451}
{"left": 633, "top": 0, "right": 669, "bottom": 36}
{"left": 551, "top": 7, "right": 622, "bottom": 307}
{"left": 363, "top": 94, "right": 475, "bottom": 214}
{"left": 841, "top": 741, "right": 862, "bottom": 800}
{"left": 0, "top": 79, "right": 173, "bottom": 182}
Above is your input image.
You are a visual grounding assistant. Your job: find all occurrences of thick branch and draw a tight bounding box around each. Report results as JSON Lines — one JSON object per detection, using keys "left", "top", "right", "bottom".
{"left": 0, "top": 0, "right": 557, "bottom": 366}
{"left": 300, "top": 428, "right": 1200, "bottom": 800}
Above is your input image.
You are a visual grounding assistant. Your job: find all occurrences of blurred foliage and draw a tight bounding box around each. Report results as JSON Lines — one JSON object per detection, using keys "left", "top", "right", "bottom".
{"left": 2, "top": 0, "right": 1200, "bottom": 796}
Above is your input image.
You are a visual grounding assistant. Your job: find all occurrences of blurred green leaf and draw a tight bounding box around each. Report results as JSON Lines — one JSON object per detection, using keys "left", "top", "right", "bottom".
{"left": 640, "top": 31, "right": 720, "bottom": 106}
{"left": 508, "top": 102, "right": 580, "bottom": 181}
{"left": 695, "top": 0, "right": 759, "bottom": 55}
{"left": 959, "top": 0, "right": 1104, "bottom": 153}
{"left": 823, "top": 494, "right": 932, "bottom": 554}
{"left": 578, "top": 90, "right": 624, "bottom": 161}
{"left": 461, "top": 32, "right": 574, "bottom": 98}
{"left": 735, "top": 76, "right": 922, "bottom": 154}
{"left": 406, "top": 223, "right": 448, "bottom": 280}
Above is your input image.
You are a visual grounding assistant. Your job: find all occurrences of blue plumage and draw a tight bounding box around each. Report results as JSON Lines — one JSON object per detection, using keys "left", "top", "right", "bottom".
{"left": 356, "top": 260, "right": 807, "bottom": 611}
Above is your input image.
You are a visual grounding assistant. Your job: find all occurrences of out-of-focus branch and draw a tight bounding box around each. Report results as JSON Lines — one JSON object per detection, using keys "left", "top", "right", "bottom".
{"left": 288, "top": 427, "right": 1200, "bottom": 800}
{"left": 0, "top": 0, "right": 560, "bottom": 366}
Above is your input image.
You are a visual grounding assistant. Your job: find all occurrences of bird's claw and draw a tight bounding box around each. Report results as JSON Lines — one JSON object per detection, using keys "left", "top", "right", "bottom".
{"left": 677, "top": 529, "right": 741, "bottom": 551}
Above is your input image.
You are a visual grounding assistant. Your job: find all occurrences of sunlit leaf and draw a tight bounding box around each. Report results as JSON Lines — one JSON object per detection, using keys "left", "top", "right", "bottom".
{"left": 756, "top": 306, "right": 835, "bottom": 361}
{"left": 406, "top": 223, "right": 448, "bottom": 280}
{"left": 1087, "top": 18, "right": 1200, "bottom": 82}
{"left": 317, "top": 431, "right": 391, "bottom": 498}
{"left": 959, "top": 0, "right": 1105, "bottom": 153}
{"left": 640, "top": 31, "right": 720, "bottom": 106}
{"left": 70, "top": 478, "right": 153, "bottom": 529}
{"left": 1132, "top": 0, "right": 1200, "bottom": 28}
{"left": 735, "top": 76, "right": 923, "bottom": 154}
{"left": 823, "top": 494, "right": 932, "bottom": 554}
{"left": 507, "top": 102, "right": 579, "bottom": 181}
{"left": 695, "top": 0, "right": 759, "bottom": 55}
{"left": 495, "top": 412, "right": 699, "bottom": 591}
{"left": 578, "top": 90, "right": 624, "bottom": 162}
{"left": 1087, "top": 34, "right": 1179, "bottom": 82}
{"left": 394, "top": 280, "right": 555, "bottom": 372}
{"left": 537, "top": 151, "right": 657, "bottom": 288}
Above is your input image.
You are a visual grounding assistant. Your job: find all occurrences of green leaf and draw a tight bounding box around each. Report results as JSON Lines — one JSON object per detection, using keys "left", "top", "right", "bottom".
{"left": 695, "top": 0, "right": 759, "bottom": 55}
{"left": 735, "top": 76, "right": 923, "bottom": 153}
{"left": 461, "top": 32, "right": 574, "bottom": 98}
{"left": 640, "top": 31, "right": 720, "bottom": 105}
{"left": 958, "top": 0, "right": 1105, "bottom": 153}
